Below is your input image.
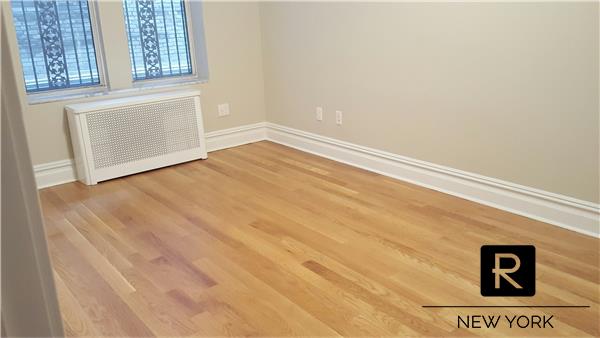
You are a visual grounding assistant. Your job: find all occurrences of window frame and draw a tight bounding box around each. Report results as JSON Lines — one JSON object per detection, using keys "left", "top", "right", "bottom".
{"left": 10, "top": 0, "right": 110, "bottom": 104}
{"left": 128, "top": 0, "right": 203, "bottom": 89}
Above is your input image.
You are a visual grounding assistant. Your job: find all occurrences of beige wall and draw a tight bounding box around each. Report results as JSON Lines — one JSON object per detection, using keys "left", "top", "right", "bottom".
{"left": 2, "top": 13, "right": 64, "bottom": 335}
{"left": 4, "top": 2, "right": 599, "bottom": 204}
{"left": 260, "top": 2, "right": 599, "bottom": 203}
{"left": 4, "top": 1, "right": 265, "bottom": 165}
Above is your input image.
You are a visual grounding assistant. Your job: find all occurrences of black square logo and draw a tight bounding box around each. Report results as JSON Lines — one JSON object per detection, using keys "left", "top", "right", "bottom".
{"left": 481, "top": 245, "right": 535, "bottom": 297}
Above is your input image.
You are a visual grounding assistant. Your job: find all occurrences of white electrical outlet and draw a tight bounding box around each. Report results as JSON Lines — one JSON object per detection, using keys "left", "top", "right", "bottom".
{"left": 335, "top": 110, "right": 343, "bottom": 125}
{"left": 218, "top": 103, "right": 230, "bottom": 117}
{"left": 316, "top": 107, "right": 323, "bottom": 121}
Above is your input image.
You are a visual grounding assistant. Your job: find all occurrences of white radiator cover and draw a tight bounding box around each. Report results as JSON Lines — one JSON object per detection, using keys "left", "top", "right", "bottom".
{"left": 66, "top": 90, "right": 207, "bottom": 185}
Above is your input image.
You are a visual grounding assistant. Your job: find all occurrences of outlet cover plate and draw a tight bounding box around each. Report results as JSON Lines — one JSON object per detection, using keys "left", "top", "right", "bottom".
{"left": 218, "top": 103, "right": 230, "bottom": 117}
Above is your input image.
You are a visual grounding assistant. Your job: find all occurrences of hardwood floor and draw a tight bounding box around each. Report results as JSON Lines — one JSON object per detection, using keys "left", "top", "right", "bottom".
{"left": 40, "top": 141, "right": 599, "bottom": 337}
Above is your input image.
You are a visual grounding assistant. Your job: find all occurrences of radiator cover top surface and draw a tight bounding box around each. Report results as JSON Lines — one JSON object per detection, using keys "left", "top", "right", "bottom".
{"left": 86, "top": 97, "right": 201, "bottom": 169}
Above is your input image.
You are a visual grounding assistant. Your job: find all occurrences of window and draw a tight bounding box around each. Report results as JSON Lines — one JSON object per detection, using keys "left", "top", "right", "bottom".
{"left": 123, "top": 0, "right": 193, "bottom": 81}
{"left": 10, "top": 0, "right": 101, "bottom": 92}
{"left": 8, "top": 0, "right": 208, "bottom": 101}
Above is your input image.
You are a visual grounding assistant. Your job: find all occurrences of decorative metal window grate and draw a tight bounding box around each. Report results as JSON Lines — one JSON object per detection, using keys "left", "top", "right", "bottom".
{"left": 123, "top": 0, "right": 193, "bottom": 81}
{"left": 10, "top": 0, "right": 101, "bottom": 92}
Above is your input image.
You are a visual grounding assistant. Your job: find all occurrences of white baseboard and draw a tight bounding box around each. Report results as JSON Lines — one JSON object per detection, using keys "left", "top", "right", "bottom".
{"left": 33, "top": 121, "right": 599, "bottom": 237}
{"left": 265, "top": 123, "right": 600, "bottom": 238}
{"left": 205, "top": 122, "right": 267, "bottom": 152}
{"left": 34, "top": 160, "right": 76, "bottom": 189}
{"left": 33, "top": 122, "right": 268, "bottom": 189}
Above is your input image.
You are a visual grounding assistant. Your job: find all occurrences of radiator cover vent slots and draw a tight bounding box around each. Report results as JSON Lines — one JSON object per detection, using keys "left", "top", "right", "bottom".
{"left": 87, "top": 98, "right": 200, "bottom": 169}
{"left": 66, "top": 90, "right": 207, "bottom": 185}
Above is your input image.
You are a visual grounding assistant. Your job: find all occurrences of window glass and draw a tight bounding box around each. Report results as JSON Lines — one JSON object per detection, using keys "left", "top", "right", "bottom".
{"left": 10, "top": 0, "right": 101, "bottom": 92}
{"left": 123, "top": 0, "right": 193, "bottom": 81}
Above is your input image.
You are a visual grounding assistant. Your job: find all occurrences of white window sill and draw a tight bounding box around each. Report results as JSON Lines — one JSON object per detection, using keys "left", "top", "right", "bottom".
{"left": 127, "top": 76, "right": 208, "bottom": 94}
{"left": 27, "top": 86, "right": 109, "bottom": 105}
{"left": 26, "top": 78, "right": 208, "bottom": 105}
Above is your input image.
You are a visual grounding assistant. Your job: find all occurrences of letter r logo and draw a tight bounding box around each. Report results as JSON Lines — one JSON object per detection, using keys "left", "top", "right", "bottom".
{"left": 493, "top": 253, "right": 522, "bottom": 289}
{"left": 481, "top": 245, "right": 535, "bottom": 297}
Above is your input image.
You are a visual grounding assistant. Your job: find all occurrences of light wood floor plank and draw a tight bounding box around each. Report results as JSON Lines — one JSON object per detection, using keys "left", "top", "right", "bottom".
{"left": 40, "top": 141, "right": 599, "bottom": 337}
